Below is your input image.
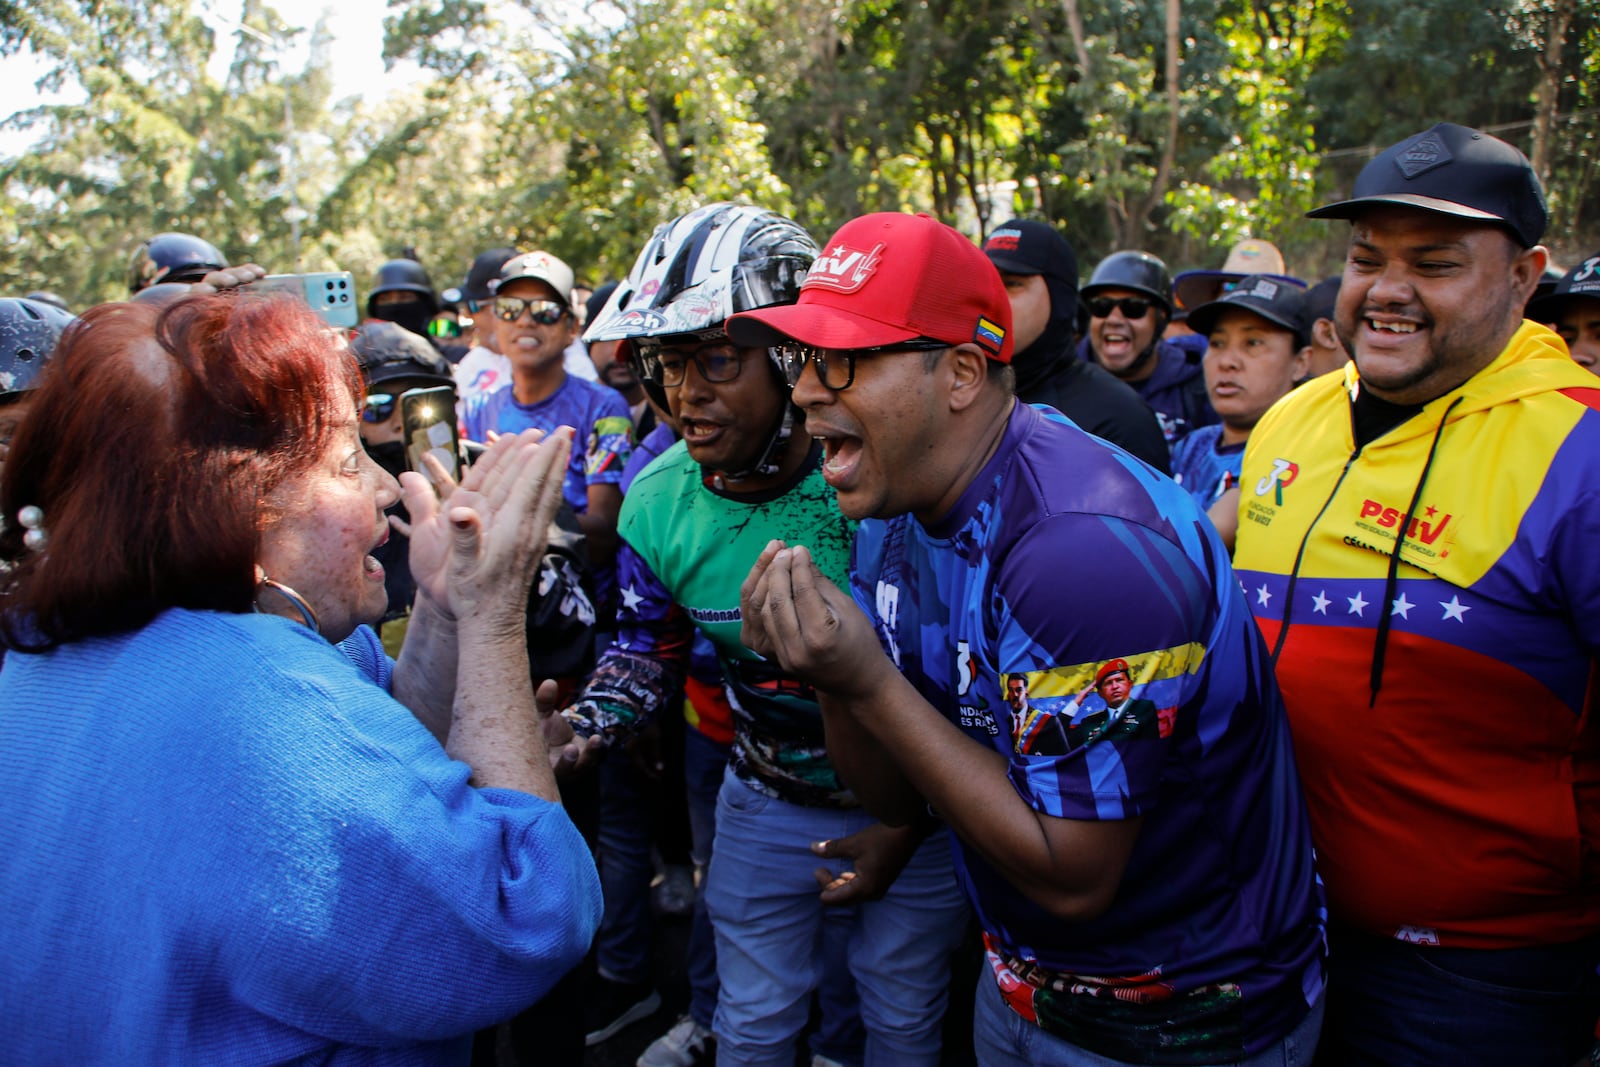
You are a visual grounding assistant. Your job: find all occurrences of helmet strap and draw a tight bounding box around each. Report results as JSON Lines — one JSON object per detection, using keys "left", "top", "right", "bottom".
{"left": 702, "top": 349, "right": 797, "bottom": 487}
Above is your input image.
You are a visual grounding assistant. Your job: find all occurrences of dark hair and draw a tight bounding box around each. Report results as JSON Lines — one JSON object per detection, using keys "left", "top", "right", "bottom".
{"left": 0, "top": 293, "right": 361, "bottom": 651}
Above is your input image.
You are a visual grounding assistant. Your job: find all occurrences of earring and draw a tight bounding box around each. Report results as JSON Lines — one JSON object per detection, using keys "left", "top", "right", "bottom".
{"left": 253, "top": 566, "right": 321, "bottom": 634}
{"left": 18, "top": 505, "right": 46, "bottom": 551}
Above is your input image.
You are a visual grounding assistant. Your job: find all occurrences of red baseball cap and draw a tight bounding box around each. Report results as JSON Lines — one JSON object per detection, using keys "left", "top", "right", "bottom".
{"left": 1095, "top": 659, "right": 1131, "bottom": 687}
{"left": 726, "top": 212, "right": 1013, "bottom": 363}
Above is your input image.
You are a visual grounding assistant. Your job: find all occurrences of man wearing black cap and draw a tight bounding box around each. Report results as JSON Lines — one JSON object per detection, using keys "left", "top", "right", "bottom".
{"left": 982, "top": 220, "right": 1170, "bottom": 473}
{"left": 452, "top": 247, "right": 519, "bottom": 418}
{"left": 1233, "top": 122, "right": 1600, "bottom": 1065}
{"left": 1172, "top": 275, "right": 1310, "bottom": 549}
{"left": 1298, "top": 275, "right": 1348, "bottom": 379}
{"left": 1529, "top": 252, "right": 1600, "bottom": 375}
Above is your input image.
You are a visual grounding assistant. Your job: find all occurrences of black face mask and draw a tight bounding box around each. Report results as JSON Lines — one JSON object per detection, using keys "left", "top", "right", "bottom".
{"left": 364, "top": 439, "right": 408, "bottom": 481}
{"left": 374, "top": 302, "right": 435, "bottom": 340}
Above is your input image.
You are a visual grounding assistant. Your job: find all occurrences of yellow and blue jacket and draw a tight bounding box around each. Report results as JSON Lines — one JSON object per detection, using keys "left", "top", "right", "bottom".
{"left": 1235, "top": 321, "right": 1600, "bottom": 948}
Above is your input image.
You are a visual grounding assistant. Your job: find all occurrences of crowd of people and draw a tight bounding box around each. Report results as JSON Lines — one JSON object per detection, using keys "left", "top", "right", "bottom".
{"left": 1, "top": 119, "right": 1597, "bottom": 1067}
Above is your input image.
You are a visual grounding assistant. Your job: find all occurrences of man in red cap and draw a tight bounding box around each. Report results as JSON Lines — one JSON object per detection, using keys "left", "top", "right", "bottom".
{"left": 1234, "top": 122, "right": 1600, "bottom": 1064}
{"left": 731, "top": 212, "right": 1324, "bottom": 1066}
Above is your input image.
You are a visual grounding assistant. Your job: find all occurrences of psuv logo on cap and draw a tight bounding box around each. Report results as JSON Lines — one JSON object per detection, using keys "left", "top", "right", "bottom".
{"left": 804, "top": 242, "right": 884, "bottom": 294}
{"left": 974, "top": 317, "right": 1006, "bottom": 354}
{"left": 1395, "top": 134, "right": 1452, "bottom": 179}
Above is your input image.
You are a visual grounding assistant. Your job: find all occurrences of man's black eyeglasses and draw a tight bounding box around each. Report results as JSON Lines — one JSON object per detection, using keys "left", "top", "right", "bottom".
{"left": 494, "top": 297, "right": 567, "bottom": 325}
{"left": 1087, "top": 296, "right": 1154, "bottom": 320}
{"left": 779, "top": 338, "right": 950, "bottom": 391}
{"left": 636, "top": 338, "right": 746, "bottom": 387}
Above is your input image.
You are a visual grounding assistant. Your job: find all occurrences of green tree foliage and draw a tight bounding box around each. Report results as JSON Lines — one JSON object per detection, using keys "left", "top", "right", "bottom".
{"left": 1, "top": 0, "right": 333, "bottom": 304}
{"left": 3, "top": 0, "right": 1595, "bottom": 308}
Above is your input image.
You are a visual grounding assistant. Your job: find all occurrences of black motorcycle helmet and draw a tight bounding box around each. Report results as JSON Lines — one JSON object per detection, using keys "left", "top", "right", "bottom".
{"left": 127, "top": 232, "right": 228, "bottom": 294}
{"left": 22, "top": 291, "right": 69, "bottom": 313}
{"left": 366, "top": 259, "right": 439, "bottom": 320}
{"left": 1081, "top": 251, "right": 1174, "bottom": 315}
{"left": 0, "top": 298, "right": 76, "bottom": 402}
{"left": 350, "top": 321, "right": 455, "bottom": 390}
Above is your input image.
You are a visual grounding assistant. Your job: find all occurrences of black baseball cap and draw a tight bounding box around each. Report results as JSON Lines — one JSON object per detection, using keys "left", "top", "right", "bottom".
{"left": 1308, "top": 122, "right": 1547, "bottom": 248}
{"left": 983, "top": 218, "right": 1082, "bottom": 343}
{"left": 1527, "top": 253, "right": 1600, "bottom": 323}
{"left": 460, "top": 247, "right": 517, "bottom": 307}
{"left": 1303, "top": 276, "right": 1341, "bottom": 324}
{"left": 983, "top": 219, "right": 1078, "bottom": 284}
{"left": 1185, "top": 274, "right": 1309, "bottom": 348}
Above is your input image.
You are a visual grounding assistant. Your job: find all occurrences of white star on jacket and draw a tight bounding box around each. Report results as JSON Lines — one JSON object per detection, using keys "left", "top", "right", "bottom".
{"left": 619, "top": 584, "right": 645, "bottom": 614}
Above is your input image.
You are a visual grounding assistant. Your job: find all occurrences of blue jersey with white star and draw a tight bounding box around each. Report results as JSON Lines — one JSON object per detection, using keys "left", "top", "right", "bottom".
{"left": 850, "top": 401, "right": 1323, "bottom": 1058}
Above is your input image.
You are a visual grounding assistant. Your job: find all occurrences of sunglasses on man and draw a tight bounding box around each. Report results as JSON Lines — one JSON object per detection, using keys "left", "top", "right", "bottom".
{"left": 493, "top": 297, "right": 567, "bottom": 325}
{"left": 1087, "top": 296, "right": 1154, "bottom": 320}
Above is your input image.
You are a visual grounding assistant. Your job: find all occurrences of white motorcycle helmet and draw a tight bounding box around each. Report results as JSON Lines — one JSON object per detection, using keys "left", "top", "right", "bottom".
{"left": 586, "top": 203, "right": 817, "bottom": 480}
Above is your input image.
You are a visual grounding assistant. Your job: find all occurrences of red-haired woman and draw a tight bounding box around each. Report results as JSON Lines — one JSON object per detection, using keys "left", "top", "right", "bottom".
{"left": 0, "top": 294, "right": 602, "bottom": 1062}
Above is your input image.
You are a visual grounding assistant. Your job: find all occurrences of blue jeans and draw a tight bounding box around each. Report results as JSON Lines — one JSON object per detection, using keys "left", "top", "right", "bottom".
{"left": 595, "top": 743, "right": 654, "bottom": 983}
{"left": 705, "top": 767, "right": 970, "bottom": 1067}
{"left": 684, "top": 734, "right": 865, "bottom": 1063}
{"left": 683, "top": 727, "right": 728, "bottom": 1028}
{"left": 1317, "top": 924, "right": 1600, "bottom": 1066}
{"left": 973, "top": 964, "right": 1324, "bottom": 1067}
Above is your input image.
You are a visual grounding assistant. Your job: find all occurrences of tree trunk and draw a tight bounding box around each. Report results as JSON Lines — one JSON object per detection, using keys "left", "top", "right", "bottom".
{"left": 1060, "top": 0, "right": 1090, "bottom": 75}
{"left": 1531, "top": 0, "right": 1575, "bottom": 188}
{"left": 1130, "top": 0, "right": 1181, "bottom": 240}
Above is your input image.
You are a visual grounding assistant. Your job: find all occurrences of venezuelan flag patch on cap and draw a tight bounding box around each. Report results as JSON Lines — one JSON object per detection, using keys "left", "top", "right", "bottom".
{"left": 974, "top": 316, "right": 1006, "bottom": 354}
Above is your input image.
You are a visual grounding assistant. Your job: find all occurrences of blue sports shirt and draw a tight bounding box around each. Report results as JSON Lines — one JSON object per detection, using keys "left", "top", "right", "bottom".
{"left": 849, "top": 401, "right": 1323, "bottom": 1063}
{"left": 462, "top": 375, "right": 633, "bottom": 515}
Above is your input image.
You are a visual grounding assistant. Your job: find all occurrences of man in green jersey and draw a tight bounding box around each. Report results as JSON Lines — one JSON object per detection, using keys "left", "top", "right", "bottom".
{"left": 566, "top": 204, "right": 968, "bottom": 1067}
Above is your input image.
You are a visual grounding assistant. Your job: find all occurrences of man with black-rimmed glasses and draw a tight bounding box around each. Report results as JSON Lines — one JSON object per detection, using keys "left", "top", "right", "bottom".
{"left": 733, "top": 211, "right": 1324, "bottom": 1067}
{"left": 566, "top": 204, "right": 969, "bottom": 1067}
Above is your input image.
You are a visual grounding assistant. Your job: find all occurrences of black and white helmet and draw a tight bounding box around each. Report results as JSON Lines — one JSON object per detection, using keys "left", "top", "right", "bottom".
{"left": 586, "top": 203, "right": 816, "bottom": 346}
{"left": 585, "top": 203, "right": 812, "bottom": 483}
{"left": 585, "top": 204, "right": 816, "bottom": 480}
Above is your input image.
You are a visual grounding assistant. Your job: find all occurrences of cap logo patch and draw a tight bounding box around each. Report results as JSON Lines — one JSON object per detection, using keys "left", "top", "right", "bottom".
{"left": 803, "top": 242, "right": 884, "bottom": 295}
{"left": 1246, "top": 279, "right": 1279, "bottom": 299}
{"left": 985, "top": 229, "right": 1023, "bottom": 252}
{"left": 974, "top": 316, "right": 1006, "bottom": 353}
{"left": 1395, "top": 134, "right": 1452, "bottom": 179}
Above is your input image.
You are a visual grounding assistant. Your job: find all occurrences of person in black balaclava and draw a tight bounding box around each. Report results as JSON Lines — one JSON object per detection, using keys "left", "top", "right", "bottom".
{"left": 983, "top": 219, "right": 1171, "bottom": 473}
{"left": 366, "top": 258, "right": 440, "bottom": 343}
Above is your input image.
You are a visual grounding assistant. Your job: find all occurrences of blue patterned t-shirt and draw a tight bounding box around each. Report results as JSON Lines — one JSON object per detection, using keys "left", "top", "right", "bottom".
{"left": 1170, "top": 423, "right": 1245, "bottom": 512}
{"left": 462, "top": 375, "right": 633, "bottom": 515}
{"left": 849, "top": 401, "right": 1323, "bottom": 1063}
